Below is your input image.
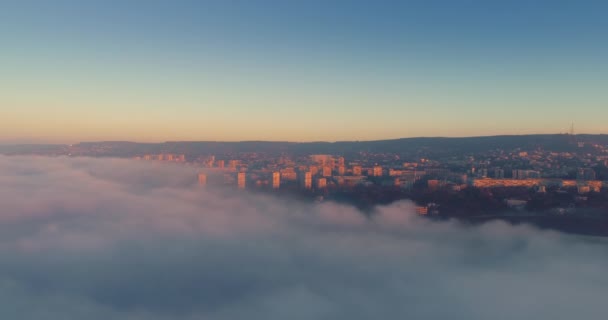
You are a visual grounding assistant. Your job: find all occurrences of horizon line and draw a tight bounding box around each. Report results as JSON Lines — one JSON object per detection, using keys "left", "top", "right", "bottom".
{"left": 2, "top": 132, "right": 605, "bottom": 146}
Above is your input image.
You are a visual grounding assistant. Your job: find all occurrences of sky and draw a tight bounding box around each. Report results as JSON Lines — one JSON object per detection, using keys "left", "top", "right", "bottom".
{"left": 1, "top": 0, "right": 607, "bottom": 143}
{"left": 2, "top": 155, "right": 608, "bottom": 319}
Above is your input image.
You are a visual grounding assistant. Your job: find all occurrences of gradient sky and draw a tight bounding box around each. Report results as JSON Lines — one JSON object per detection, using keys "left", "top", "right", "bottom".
{"left": 1, "top": 0, "right": 607, "bottom": 143}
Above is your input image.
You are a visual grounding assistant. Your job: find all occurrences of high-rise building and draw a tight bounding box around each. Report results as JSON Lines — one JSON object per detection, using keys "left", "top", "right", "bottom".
{"left": 310, "top": 166, "right": 319, "bottom": 176}
{"left": 512, "top": 169, "right": 521, "bottom": 179}
{"left": 206, "top": 156, "right": 215, "bottom": 167}
{"left": 272, "top": 172, "right": 281, "bottom": 189}
{"left": 301, "top": 171, "right": 312, "bottom": 190}
{"left": 322, "top": 166, "right": 332, "bottom": 177}
{"left": 577, "top": 168, "right": 597, "bottom": 181}
{"left": 237, "top": 172, "right": 246, "bottom": 189}
{"left": 338, "top": 157, "right": 345, "bottom": 167}
{"left": 352, "top": 165, "right": 362, "bottom": 176}
{"left": 373, "top": 165, "right": 383, "bottom": 177}
{"left": 165, "top": 154, "right": 174, "bottom": 161}
{"left": 178, "top": 154, "right": 186, "bottom": 162}
{"left": 197, "top": 173, "right": 207, "bottom": 186}
{"left": 316, "top": 178, "right": 327, "bottom": 189}
{"left": 477, "top": 168, "right": 488, "bottom": 178}
{"left": 493, "top": 169, "right": 505, "bottom": 179}
{"left": 337, "top": 165, "right": 345, "bottom": 176}
{"left": 229, "top": 160, "right": 239, "bottom": 169}
{"left": 216, "top": 160, "right": 225, "bottom": 169}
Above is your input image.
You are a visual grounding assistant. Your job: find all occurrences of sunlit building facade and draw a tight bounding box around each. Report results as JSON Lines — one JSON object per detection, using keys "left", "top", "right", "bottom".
{"left": 272, "top": 172, "right": 281, "bottom": 189}
{"left": 237, "top": 172, "right": 246, "bottom": 189}
{"left": 316, "top": 178, "right": 327, "bottom": 189}
{"left": 198, "top": 173, "right": 207, "bottom": 186}
{"left": 216, "top": 160, "right": 225, "bottom": 169}
{"left": 373, "top": 165, "right": 383, "bottom": 177}
{"left": 301, "top": 171, "right": 312, "bottom": 190}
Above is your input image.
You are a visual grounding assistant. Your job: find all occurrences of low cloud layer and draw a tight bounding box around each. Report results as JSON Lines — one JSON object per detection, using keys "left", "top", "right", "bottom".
{"left": 0, "top": 156, "right": 607, "bottom": 319}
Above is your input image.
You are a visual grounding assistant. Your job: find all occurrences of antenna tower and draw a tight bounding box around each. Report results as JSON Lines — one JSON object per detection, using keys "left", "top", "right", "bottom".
{"left": 569, "top": 122, "right": 574, "bottom": 136}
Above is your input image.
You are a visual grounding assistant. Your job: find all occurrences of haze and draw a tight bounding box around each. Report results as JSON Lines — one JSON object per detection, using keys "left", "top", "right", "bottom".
{"left": 2, "top": 155, "right": 608, "bottom": 319}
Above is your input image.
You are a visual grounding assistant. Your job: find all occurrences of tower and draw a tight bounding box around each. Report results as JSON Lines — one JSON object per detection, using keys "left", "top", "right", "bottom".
{"left": 570, "top": 122, "right": 575, "bottom": 136}
{"left": 309, "top": 166, "right": 319, "bottom": 176}
{"left": 568, "top": 122, "right": 577, "bottom": 145}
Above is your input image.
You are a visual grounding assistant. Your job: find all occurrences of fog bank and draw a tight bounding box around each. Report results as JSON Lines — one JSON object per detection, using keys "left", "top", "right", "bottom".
{"left": 0, "top": 156, "right": 606, "bottom": 319}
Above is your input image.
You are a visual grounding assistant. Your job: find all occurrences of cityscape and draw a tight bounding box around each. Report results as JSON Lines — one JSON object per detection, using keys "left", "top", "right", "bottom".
{"left": 4, "top": 133, "right": 608, "bottom": 235}
{"left": 3, "top": 1, "right": 608, "bottom": 319}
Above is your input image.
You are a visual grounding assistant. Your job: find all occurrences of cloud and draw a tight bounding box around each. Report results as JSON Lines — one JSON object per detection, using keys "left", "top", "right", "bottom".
{"left": 0, "top": 155, "right": 607, "bottom": 319}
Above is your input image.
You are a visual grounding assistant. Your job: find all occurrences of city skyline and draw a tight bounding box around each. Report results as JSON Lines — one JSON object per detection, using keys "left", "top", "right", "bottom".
{"left": 3, "top": 2, "right": 608, "bottom": 318}
{"left": 2, "top": 0, "right": 608, "bottom": 143}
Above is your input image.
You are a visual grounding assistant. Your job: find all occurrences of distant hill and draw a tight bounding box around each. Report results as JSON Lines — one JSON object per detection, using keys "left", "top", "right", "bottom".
{"left": 3, "top": 134, "right": 608, "bottom": 156}
{"left": 0, "top": 144, "right": 67, "bottom": 155}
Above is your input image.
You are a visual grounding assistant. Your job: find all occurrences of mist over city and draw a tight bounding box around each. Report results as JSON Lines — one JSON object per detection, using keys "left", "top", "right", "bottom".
{"left": 1, "top": 156, "right": 607, "bottom": 320}
{"left": 2, "top": 0, "right": 608, "bottom": 319}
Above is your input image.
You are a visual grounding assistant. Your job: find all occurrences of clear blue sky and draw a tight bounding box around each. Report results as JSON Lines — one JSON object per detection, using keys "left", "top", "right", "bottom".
{"left": 1, "top": 0, "right": 607, "bottom": 143}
